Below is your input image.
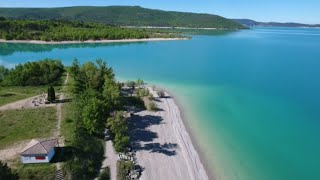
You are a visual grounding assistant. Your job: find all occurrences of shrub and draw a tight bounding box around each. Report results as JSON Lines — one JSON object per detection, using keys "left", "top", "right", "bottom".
{"left": 137, "top": 88, "right": 149, "bottom": 97}
{"left": 117, "top": 161, "right": 134, "bottom": 180}
{"left": 148, "top": 101, "right": 157, "bottom": 111}
{"left": 0, "top": 160, "right": 19, "bottom": 180}
{"left": 99, "top": 167, "right": 110, "bottom": 180}
{"left": 157, "top": 90, "right": 166, "bottom": 98}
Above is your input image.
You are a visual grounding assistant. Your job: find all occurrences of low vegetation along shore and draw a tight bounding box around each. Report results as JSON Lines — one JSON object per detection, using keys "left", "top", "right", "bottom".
{"left": 0, "top": 59, "right": 208, "bottom": 179}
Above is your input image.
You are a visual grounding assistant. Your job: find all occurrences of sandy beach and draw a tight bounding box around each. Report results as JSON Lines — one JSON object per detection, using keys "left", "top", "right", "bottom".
{"left": 127, "top": 87, "right": 209, "bottom": 180}
{"left": 0, "top": 38, "right": 188, "bottom": 44}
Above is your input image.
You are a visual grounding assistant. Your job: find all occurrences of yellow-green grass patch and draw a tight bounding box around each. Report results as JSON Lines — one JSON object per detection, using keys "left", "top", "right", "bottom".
{"left": 0, "top": 107, "right": 57, "bottom": 149}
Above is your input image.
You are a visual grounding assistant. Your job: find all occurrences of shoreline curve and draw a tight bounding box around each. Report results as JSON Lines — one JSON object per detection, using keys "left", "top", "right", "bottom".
{"left": 0, "top": 38, "right": 188, "bottom": 45}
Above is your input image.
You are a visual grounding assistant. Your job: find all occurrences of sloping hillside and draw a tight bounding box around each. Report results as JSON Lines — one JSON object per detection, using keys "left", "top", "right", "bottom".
{"left": 0, "top": 6, "right": 246, "bottom": 29}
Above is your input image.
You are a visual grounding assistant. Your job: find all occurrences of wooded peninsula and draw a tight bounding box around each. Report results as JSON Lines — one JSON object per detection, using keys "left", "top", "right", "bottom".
{"left": 0, "top": 18, "right": 181, "bottom": 41}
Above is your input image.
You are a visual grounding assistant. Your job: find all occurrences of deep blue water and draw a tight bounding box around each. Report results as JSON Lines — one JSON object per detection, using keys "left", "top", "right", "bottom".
{"left": 1, "top": 27, "right": 320, "bottom": 180}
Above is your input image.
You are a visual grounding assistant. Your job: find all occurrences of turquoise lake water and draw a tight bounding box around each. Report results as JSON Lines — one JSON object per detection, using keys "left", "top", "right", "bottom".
{"left": 1, "top": 27, "right": 320, "bottom": 180}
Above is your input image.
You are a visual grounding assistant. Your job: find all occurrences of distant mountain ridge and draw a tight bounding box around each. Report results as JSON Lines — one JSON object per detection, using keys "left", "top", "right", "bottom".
{"left": 233, "top": 19, "right": 320, "bottom": 28}
{"left": 0, "top": 6, "right": 246, "bottom": 29}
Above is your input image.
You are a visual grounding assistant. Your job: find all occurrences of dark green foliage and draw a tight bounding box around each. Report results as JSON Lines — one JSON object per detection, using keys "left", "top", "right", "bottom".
{"left": 0, "top": 65, "right": 9, "bottom": 84}
{"left": 15, "top": 164, "right": 55, "bottom": 180}
{"left": 99, "top": 167, "right": 110, "bottom": 180}
{"left": 78, "top": 89, "right": 105, "bottom": 134}
{"left": 157, "top": 90, "right": 166, "bottom": 98}
{"left": 136, "top": 78, "right": 144, "bottom": 87}
{"left": 148, "top": 101, "right": 158, "bottom": 111}
{"left": 137, "top": 88, "right": 149, "bottom": 98}
{"left": 125, "top": 81, "right": 136, "bottom": 96}
{"left": 0, "top": 19, "right": 149, "bottom": 41}
{"left": 63, "top": 127, "right": 104, "bottom": 179}
{"left": 47, "top": 85, "right": 55, "bottom": 102}
{"left": 71, "top": 59, "right": 115, "bottom": 94}
{"left": 0, "top": 6, "right": 246, "bottom": 29}
{"left": 2, "top": 59, "right": 64, "bottom": 86}
{"left": 64, "top": 59, "right": 122, "bottom": 179}
{"left": 107, "top": 111, "right": 129, "bottom": 152}
{"left": 121, "top": 96, "right": 145, "bottom": 110}
{"left": 0, "top": 160, "right": 19, "bottom": 180}
{"left": 117, "top": 160, "right": 134, "bottom": 180}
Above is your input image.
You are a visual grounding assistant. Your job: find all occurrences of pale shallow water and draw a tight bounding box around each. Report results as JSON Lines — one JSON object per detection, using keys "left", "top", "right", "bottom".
{"left": 1, "top": 27, "right": 320, "bottom": 180}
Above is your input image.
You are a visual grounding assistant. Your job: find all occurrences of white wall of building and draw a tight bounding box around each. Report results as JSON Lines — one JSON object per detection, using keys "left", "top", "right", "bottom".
{"left": 21, "top": 148, "right": 55, "bottom": 164}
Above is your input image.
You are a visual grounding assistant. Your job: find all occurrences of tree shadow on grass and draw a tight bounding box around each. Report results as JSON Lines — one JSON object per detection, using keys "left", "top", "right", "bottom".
{"left": 50, "top": 146, "right": 75, "bottom": 163}
{"left": 54, "top": 98, "right": 72, "bottom": 104}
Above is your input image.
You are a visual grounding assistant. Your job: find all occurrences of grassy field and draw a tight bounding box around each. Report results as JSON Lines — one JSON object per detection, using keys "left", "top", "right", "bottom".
{"left": 8, "top": 157, "right": 56, "bottom": 180}
{"left": 0, "top": 107, "right": 57, "bottom": 149}
{"left": 60, "top": 95, "right": 76, "bottom": 145}
{"left": 0, "top": 72, "right": 68, "bottom": 106}
{"left": 0, "top": 86, "right": 48, "bottom": 106}
{"left": 61, "top": 74, "right": 76, "bottom": 145}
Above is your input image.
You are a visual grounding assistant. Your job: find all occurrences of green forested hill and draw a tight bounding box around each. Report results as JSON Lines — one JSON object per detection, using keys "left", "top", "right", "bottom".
{"left": 0, "top": 19, "right": 151, "bottom": 41}
{"left": 0, "top": 6, "right": 245, "bottom": 29}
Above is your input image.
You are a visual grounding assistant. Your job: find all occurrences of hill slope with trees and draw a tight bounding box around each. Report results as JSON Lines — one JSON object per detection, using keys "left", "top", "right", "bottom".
{"left": 0, "top": 18, "right": 151, "bottom": 41}
{"left": 0, "top": 6, "right": 246, "bottom": 29}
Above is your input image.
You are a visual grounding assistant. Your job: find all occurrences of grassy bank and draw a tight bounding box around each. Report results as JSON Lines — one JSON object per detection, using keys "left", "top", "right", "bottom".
{"left": 0, "top": 86, "right": 47, "bottom": 106}
{"left": 60, "top": 76, "right": 76, "bottom": 144}
{"left": 7, "top": 157, "right": 56, "bottom": 180}
{"left": 0, "top": 107, "right": 56, "bottom": 148}
{"left": 0, "top": 72, "right": 68, "bottom": 106}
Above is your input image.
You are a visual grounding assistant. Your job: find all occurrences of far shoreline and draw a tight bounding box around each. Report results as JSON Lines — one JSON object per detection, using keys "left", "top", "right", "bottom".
{"left": 0, "top": 38, "right": 189, "bottom": 45}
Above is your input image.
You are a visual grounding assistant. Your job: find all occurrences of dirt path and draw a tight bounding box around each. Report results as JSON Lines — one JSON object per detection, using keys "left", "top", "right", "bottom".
{"left": 102, "top": 141, "right": 118, "bottom": 180}
{"left": 0, "top": 95, "right": 55, "bottom": 111}
{"left": 55, "top": 73, "right": 68, "bottom": 171}
{"left": 0, "top": 141, "right": 29, "bottom": 161}
{"left": 54, "top": 73, "right": 69, "bottom": 140}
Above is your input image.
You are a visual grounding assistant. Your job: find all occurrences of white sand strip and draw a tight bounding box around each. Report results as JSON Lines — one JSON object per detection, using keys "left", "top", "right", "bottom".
{"left": 0, "top": 38, "right": 188, "bottom": 44}
{"left": 130, "top": 88, "right": 209, "bottom": 180}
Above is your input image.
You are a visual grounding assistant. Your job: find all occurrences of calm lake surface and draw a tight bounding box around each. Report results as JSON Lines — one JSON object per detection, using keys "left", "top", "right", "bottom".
{"left": 1, "top": 27, "right": 320, "bottom": 180}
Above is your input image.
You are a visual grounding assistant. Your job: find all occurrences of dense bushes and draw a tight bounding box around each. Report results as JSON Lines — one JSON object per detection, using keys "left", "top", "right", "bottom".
{"left": 117, "top": 161, "right": 134, "bottom": 180}
{"left": 0, "top": 160, "right": 19, "bottom": 180}
{"left": 107, "top": 111, "right": 130, "bottom": 152}
{"left": 0, "top": 19, "right": 149, "bottom": 41}
{"left": 99, "top": 167, "right": 111, "bottom": 180}
{"left": 64, "top": 59, "right": 122, "bottom": 179}
{"left": 1, "top": 59, "right": 64, "bottom": 86}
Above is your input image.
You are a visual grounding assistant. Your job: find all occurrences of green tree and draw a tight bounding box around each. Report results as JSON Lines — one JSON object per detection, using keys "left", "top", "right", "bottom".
{"left": 126, "top": 81, "right": 136, "bottom": 96}
{"left": 114, "top": 133, "right": 129, "bottom": 152}
{"left": 0, "top": 65, "right": 9, "bottom": 84}
{"left": 0, "top": 160, "right": 19, "bottom": 180}
{"left": 117, "top": 160, "right": 134, "bottom": 180}
{"left": 107, "top": 111, "right": 128, "bottom": 135}
{"left": 79, "top": 89, "right": 105, "bottom": 134}
{"left": 107, "top": 111, "right": 129, "bottom": 152}
{"left": 69, "top": 58, "right": 80, "bottom": 78}
{"left": 102, "top": 76, "right": 121, "bottom": 110}
{"left": 99, "top": 167, "right": 110, "bottom": 180}
{"left": 47, "top": 85, "right": 55, "bottom": 102}
{"left": 136, "top": 78, "right": 144, "bottom": 88}
{"left": 157, "top": 90, "right": 166, "bottom": 98}
{"left": 2, "top": 59, "right": 64, "bottom": 86}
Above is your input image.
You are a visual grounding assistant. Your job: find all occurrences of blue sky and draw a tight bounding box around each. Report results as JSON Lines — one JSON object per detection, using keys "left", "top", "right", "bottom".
{"left": 0, "top": 0, "right": 318, "bottom": 24}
